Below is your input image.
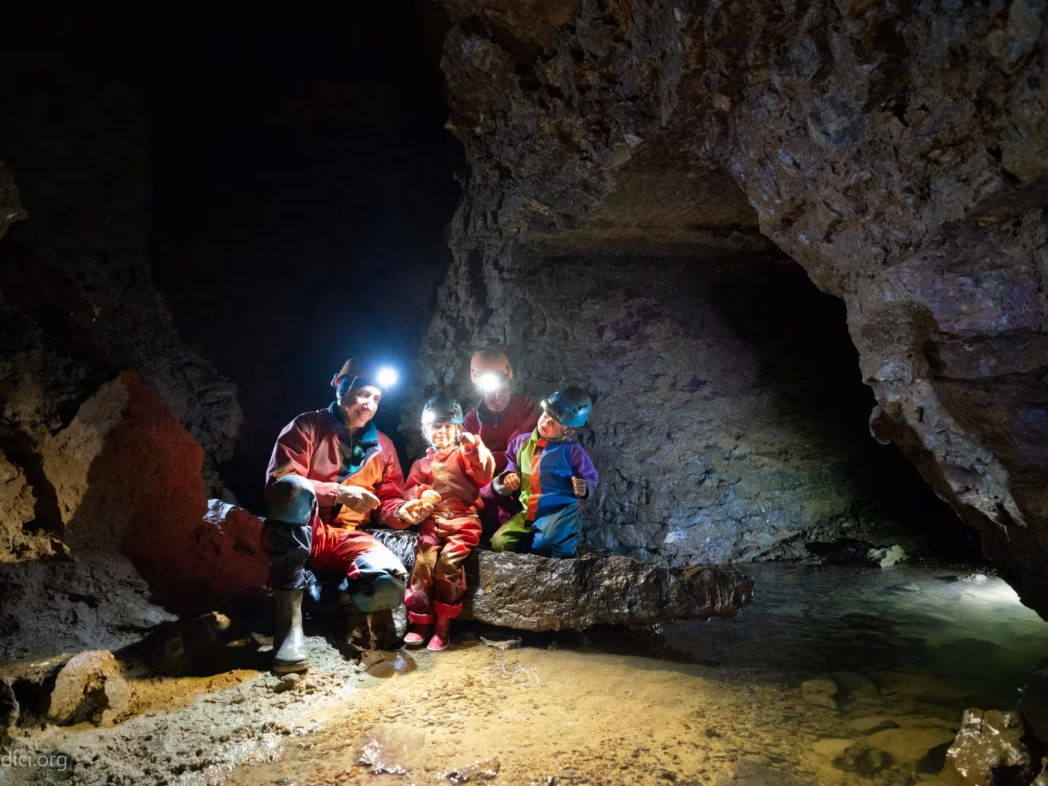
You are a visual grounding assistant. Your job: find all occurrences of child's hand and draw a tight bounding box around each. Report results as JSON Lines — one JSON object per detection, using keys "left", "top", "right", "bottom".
{"left": 572, "top": 477, "right": 588, "bottom": 498}
{"left": 458, "top": 432, "right": 480, "bottom": 451}
{"left": 397, "top": 499, "right": 432, "bottom": 525}
{"left": 420, "top": 489, "right": 442, "bottom": 507}
{"left": 502, "top": 472, "right": 521, "bottom": 491}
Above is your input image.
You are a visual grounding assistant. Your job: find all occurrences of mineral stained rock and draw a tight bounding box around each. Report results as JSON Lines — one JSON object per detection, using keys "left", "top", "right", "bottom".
{"left": 460, "top": 551, "right": 753, "bottom": 631}
{"left": 941, "top": 708, "right": 1047, "bottom": 786}
{"left": 429, "top": 0, "right": 1048, "bottom": 613}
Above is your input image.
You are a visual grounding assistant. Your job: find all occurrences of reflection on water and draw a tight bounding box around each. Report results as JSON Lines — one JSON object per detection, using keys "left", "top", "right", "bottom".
{"left": 226, "top": 564, "right": 1048, "bottom": 786}
{"left": 666, "top": 564, "right": 1048, "bottom": 732}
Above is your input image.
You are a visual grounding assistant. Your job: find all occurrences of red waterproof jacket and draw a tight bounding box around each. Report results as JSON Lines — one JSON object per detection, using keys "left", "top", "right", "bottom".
{"left": 462, "top": 393, "right": 539, "bottom": 475}
{"left": 265, "top": 404, "right": 408, "bottom": 530}
{"left": 404, "top": 439, "right": 496, "bottom": 516}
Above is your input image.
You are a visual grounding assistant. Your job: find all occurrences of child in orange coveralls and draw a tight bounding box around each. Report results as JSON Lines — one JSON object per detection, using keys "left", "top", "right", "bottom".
{"left": 402, "top": 395, "right": 495, "bottom": 651}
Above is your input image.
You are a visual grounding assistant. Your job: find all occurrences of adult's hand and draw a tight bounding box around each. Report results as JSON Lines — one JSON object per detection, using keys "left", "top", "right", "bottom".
{"left": 572, "top": 477, "right": 588, "bottom": 498}
{"left": 501, "top": 472, "right": 521, "bottom": 492}
{"left": 419, "top": 489, "right": 442, "bottom": 507}
{"left": 335, "top": 486, "right": 380, "bottom": 513}
{"left": 398, "top": 499, "right": 433, "bottom": 525}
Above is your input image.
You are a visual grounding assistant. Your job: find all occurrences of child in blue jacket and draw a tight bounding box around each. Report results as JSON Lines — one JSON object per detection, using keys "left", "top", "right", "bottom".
{"left": 491, "top": 387, "right": 599, "bottom": 558}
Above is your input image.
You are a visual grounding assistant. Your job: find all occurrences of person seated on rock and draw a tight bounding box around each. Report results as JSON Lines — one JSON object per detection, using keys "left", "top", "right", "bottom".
{"left": 402, "top": 395, "right": 495, "bottom": 651}
{"left": 263, "top": 358, "right": 434, "bottom": 674}
{"left": 490, "top": 387, "right": 599, "bottom": 559}
{"left": 462, "top": 349, "right": 540, "bottom": 539}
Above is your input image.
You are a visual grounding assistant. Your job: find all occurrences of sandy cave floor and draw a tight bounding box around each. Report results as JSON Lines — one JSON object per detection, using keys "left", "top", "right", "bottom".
{"left": 4, "top": 564, "right": 1048, "bottom": 786}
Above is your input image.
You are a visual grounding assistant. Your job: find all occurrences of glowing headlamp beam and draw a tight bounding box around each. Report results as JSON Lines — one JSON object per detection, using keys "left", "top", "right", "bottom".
{"left": 479, "top": 372, "right": 505, "bottom": 393}
{"left": 376, "top": 367, "right": 399, "bottom": 388}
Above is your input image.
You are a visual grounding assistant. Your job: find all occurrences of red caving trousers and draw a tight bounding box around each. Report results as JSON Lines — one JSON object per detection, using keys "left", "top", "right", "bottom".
{"left": 404, "top": 514, "right": 481, "bottom": 624}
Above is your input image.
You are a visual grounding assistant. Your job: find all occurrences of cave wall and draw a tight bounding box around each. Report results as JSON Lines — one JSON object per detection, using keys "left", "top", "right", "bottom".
{"left": 429, "top": 0, "right": 1048, "bottom": 607}
{"left": 0, "top": 1, "right": 242, "bottom": 556}
{"left": 411, "top": 241, "right": 960, "bottom": 563}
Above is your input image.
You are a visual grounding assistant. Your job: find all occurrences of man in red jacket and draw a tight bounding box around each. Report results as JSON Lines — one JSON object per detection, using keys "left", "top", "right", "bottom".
{"left": 263, "top": 358, "right": 431, "bottom": 673}
{"left": 461, "top": 349, "right": 539, "bottom": 536}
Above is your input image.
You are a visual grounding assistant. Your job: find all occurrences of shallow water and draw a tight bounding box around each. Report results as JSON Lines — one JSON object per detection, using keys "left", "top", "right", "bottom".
{"left": 226, "top": 563, "right": 1048, "bottom": 786}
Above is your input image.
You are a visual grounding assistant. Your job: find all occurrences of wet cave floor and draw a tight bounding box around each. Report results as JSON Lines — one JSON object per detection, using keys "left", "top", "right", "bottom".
{"left": 7, "top": 564, "right": 1048, "bottom": 786}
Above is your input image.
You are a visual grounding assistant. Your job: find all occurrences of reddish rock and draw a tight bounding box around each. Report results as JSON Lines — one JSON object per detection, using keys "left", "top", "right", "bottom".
{"left": 34, "top": 371, "right": 266, "bottom": 613}
{"left": 185, "top": 501, "right": 270, "bottom": 606}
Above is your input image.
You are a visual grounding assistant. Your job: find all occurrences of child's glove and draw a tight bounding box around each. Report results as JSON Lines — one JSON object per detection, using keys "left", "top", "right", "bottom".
{"left": 420, "top": 489, "right": 442, "bottom": 507}
{"left": 335, "top": 486, "right": 381, "bottom": 513}
{"left": 572, "top": 477, "right": 588, "bottom": 498}
{"left": 501, "top": 472, "right": 521, "bottom": 491}
{"left": 397, "top": 499, "right": 433, "bottom": 525}
{"left": 457, "top": 432, "right": 480, "bottom": 451}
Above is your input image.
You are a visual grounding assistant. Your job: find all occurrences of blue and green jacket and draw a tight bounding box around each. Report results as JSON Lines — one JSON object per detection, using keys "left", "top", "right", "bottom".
{"left": 499, "top": 429, "right": 599, "bottom": 522}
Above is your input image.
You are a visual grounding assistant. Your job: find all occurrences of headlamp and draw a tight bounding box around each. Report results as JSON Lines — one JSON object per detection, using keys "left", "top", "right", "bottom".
{"left": 376, "top": 367, "right": 399, "bottom": 389}
{"left": 479, "top": 372, "right": 505, "bottom": 393}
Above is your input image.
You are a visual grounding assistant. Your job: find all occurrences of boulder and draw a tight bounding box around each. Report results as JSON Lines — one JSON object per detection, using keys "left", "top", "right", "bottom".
{"left": 941, "top": 709, "right": 1046, "bottom": 786}
{"left": 46, "top": 650, "right": 129, "bottom": 726}
{"left": 26, "top": 373, "right": 264, "bottom": 614}
{"left": 177, "top": 501, "right": 271, "bottom": 609}
{"left": 370, "top": 530, "right": 754, "bottom": 630}
{"left": 460, "top": 551, "right": 753, "bottom": 631}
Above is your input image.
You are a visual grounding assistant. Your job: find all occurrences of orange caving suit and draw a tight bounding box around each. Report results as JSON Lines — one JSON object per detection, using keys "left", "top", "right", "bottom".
{"left": 403, "top": 438, "right": 495, "bottom": 624}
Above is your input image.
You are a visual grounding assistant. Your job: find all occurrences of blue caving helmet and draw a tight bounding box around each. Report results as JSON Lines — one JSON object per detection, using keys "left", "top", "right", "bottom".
{"left": 421, "top": 395, "right": 464, "bottom": 426}
{"left": 541, "top": 387, "right": 593, "bottom": 428}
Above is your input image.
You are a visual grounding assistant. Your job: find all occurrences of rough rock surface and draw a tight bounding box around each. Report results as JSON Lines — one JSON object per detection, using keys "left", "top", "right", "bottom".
{"left": 1, "top": 375, "right": 260, "bottom": 620}
{"left": 46, "top": 650, "right": 130, "bottom": 727}
{"left": 346, "top": 529, "right": 753, "bottom": 631}
{"left": 408, "top": 245, "right": 957, "bottom": 563}
{"left": 429, "top": 0, "right": 1048, "bottom": 610}
{"left": 0, "top": 553, "right": 175, "bottom": 664}
{"left": 461, "top": 551, "right": 753, "bottom": 631}
{"left": 941, "top": 708, "right": 1047, "bottom": 786}
{"left": 186, "top": 501, "right": 275, "bottom": 608}
{"left": 0, "top": 448, "right": 56, "bottom": 562}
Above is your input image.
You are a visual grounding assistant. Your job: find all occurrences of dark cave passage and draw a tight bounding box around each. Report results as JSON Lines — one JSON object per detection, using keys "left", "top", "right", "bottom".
{"left": 131, "top": 0, "right": 463, "bottom": 509}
